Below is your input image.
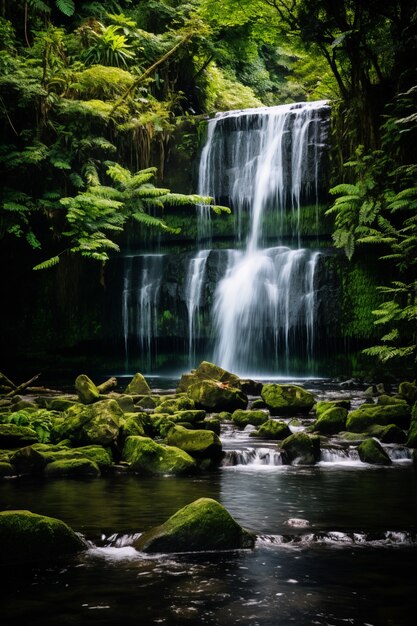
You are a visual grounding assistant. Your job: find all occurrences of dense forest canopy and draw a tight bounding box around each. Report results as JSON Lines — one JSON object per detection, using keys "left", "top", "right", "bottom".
{"left": 0, "top": 0, "right": 416, "bottom": 373}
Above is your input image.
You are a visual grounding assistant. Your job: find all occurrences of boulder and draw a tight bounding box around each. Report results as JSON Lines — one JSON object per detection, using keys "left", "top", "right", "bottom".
{"left": 250, "top": 419, "right": 292, "bottom": 440}
{"left": 122, "top": 436, "right": 196, "bottom": 475}
{"left": 177, "top": 361, "right": 242, "bottom": 393}
{"left": 75, "top": 374, "right": 100, "bottom": 404}
{"left": 250, "top": 399, "right": 267, "bottom": 409}
{"left": 369, "top": 424, "right": 407, "bottom": 444}
{"left": 314, "top": 399, "right": 351, "bottom": 417}
{"left": 187, "top": 380, "right": 248, "bottom": 412}
{"left": 44, "top": 457, "right": 101, "bottom": 478}
{"left": 133, "top": 497, "right": 255, "bottom": 553}
{"left": 406, "top": 402, "right": 417, "bottom": 448}
{"left": 119, "top": 413, "right": 150, "bottom": 440}
{"left": 202, "top": 418, "right": 221, "bottom": 435}
{"left": 357, "top": 438, "right": 392, "bottom": 465}
{"left": 170, "top": 410, "right": 206, "bottom": 425}
{"left": 165, "top": 425, "right": 222, "bottom": 461}
{"left": 346, "top": 403, "right": 411, "bottom": 433}
{"left": 313, "top": 406, "right": 348, "bottom": 435}
{"left": 398, "top": 381, "right": 417, "bottom": 405}
{"left": 376, "top": 394, "right": 409, "bottom": 406}
{"left": 280, "top": 432, "right": 321, "bottom": 465}
{"left": 261, "top": 384, "right": 315, "bottom": 416}
{"left": 0, "top": 510, "right": 87, "bottom": 564}
{"left": 239, "top": 379, "right": 263, "bottom": 395}
{"left": 154, "top": 396, "right": 195, "bottom": 414}
{"left": 232, "top": 409, "right": 269, "bottom": 428}
{"left": 0, "top": 423, "right": 38, "bottom": 447}
{"left": 124, "top": 373, "right": 151, "bottom": 396}
{"left": 51, "top": 399, "right": 123, "bottom": 446}
{"left": 10, "top": 443, "right": 113, "bottom": 476}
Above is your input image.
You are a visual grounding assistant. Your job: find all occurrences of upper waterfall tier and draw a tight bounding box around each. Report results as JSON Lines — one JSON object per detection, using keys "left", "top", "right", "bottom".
{"left": 198, "top": 100, "right": 331, "bottom": 245}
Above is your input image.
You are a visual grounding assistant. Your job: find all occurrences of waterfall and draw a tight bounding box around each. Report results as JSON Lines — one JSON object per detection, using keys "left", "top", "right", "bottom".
{"left": 185, "top": 250, "right": 210, "bottom": 366}
{"left": 200, "top": 101, "right": 329, "bottom": 374}
{"left": 122, "top": 254, "right": 164, "bottom": 370}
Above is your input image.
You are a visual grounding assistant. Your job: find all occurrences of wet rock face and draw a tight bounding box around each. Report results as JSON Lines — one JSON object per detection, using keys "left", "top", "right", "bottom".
{"left": 133, "top": 497, "right": 255, "bottom": 554}
{"left": 187, "top": 380, "right": 248, "bottom": 412}
{"left": 280, "top": 432, "right": 321, "bottom": 465}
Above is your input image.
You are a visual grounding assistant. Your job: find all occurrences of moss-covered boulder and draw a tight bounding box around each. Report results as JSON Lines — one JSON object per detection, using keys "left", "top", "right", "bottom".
{"left": 122, "top": 436, "right": 196, "bottom": 475}
{"left": 177, "top": 361, "right": 242, "bottom": 393}
{"left": 10, "top": 443, "right": 113, "bottom": 476}
{"left": 313, "top": 406, "right": 348, "bottom": 435}
{"left": 369, "top": 424, "right": 407, "bottom": 444}
{"left": 376, "top": 394, "right": 409, "bottom": 407}
{"left": 119, "top": 412, "right": 150, "bottom": 441}
{"left": 357, "top": 438, "right": 392, "bottom": 465}
{"left": 280, "top": 432, "right": 321, "bottom": 465}
{"left": 0, "top": 423, "right": 39, "bottom": 447}
{"left": 165, "top": 425, "right": 222, "bottom": 461}
{"left": 406, "top": 402, "right": 417, "bottom": 448}
{"left": 51, "top": 399, "right": 123, "bottom": 446}
{"left": 170, "top": 409, "right": 206, "bottom": 425}
{"left": 314, "top": 400, "right": 351, "bottom": 417}
{"left": 44, "top": 457, "right": 101, "bottom": 478}
{"left": 231, "top": 409, "right": 269, "bottom": 428}
{"left": 398, "top": 381, "right": 417, "bottom": 405}
{"left": 346, "top": 403, "right": 411, "bottom": 433}
{"left": 0, "top": 510, "right": 87, "bottom": 564}
{"left": 154, "top": 396, "right": 195, "bottom": 415}
{"left": 124, "top": 373, "right": 151, "bottom": 395}
{"left": 261, "top": 384, "right": 315, "bottom": 416}
{"left": 187, "top": 380, "right": 248, "bottom": 412}
{"left": 203, "top": 418, "right": 221, "bottom": 435}
{"left": 250, "top": 419, "right": 292, "bottom": 440}
{"left": 250, "top": 398, "right": 267, "bottom": 409}
{"left": 75, "top": 374, "right": 100, "bottom": 404}
{"left": 133, "top": 497, "right": 255, "bottom": 553}
{"left": 0, "top": 461, "right": 14, "bottom": 477}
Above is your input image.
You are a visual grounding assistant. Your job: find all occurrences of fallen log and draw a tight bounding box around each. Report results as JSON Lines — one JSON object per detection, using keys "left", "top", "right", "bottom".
{"left": 97, "top": 377, "right": 118, "bottom": 394}
{"left": 5, "top": 374, "right": 41, "bottom": 397}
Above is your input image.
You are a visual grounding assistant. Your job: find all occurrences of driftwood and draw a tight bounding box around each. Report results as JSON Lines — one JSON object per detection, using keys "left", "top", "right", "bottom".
{"left": 0, "top": 372, "right": 16, "bottom": 389}
{"left": 5, "top": 373, "right": 41, "bottom": 397}
{"left": 97, "top": 377, "right": 118, "bottom": 394}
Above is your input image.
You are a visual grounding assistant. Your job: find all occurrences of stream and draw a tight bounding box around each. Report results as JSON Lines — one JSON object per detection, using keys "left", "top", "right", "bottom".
{"left": 0, "top": 378, "right": 416, "bottom": 626}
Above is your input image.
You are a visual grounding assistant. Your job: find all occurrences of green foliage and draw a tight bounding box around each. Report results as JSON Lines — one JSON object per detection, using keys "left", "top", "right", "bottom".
{"left": 328, "top": 86, "right": 417, "bottom": 370}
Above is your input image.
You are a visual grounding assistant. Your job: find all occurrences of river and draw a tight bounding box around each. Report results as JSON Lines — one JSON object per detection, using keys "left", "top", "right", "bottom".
{"left": 0, "top": 377, "right": 416, "bottom": 626}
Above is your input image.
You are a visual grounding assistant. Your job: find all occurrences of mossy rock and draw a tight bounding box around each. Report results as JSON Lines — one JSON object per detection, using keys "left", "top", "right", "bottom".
{"left": 406, "top": 401, "right": 417, "bottom": 447}
{"left": 147, "top": 413, "right": 176, "bottom": 437}
{"left": 357, "top": 438, "right": 392, "bottom": 465}
{"left": 231, "top": 409, "right": 269, "bottom": 429}
{"left": 41, "top": 397, "right": 78, "bottom": 412}
{"left": 44, "top": 457, "right": 101, "bottom": 478}
{"left": 218, "top": 411, "right": 232, "bottom": 421}
{"left": 368, "top": 423, "right": 407, "bottom": 444}
{"left": 0, "top": 423, "right": 39, "bottom": 448}
{"left": 169, "top": 409, "right": 206, "bottom": 424}
{"left": 124, "top": 373, "right": 151, "bottom": 395}
{"left": 133, "top": 497, "right": 255, "bottom": 553}
{"left": 261, "top": 384, "right": 315, "bottom": 416}
{"left": 75, "top": 374, "right": 100, "bottom": 404}
{"left": 177, "top": 361, "right": 241, "bottom": 393}
{"left": 0, "top": 510, "right": 87, "bottom": 564}
{"left": 120, "top": 413, "right": 150, "bottom": 440}
{"left": 51, "top": 399, "right": 123, "bottom": 446}
{"left": 154, "top": 397, "right": 195, "bottom": 415}
{"left": 250, "top": 419, "right": 292, "bottom": 440}
{"left": 135, "top": 395, "right": 159, "bottom": 410}
{"left": 280, "top": 432, "right": 321, "bottom": 465}
{"left": 113, "top": 395, "right": 136, "bottom": 413}
{"left": 250, "top": 399, "right": 267, "bottom": 410}
{"left": 203, "top": 418, "right": 221, "bottom": 435}
{"left": 10, "top": 443, "right": 113, "bottom": 476}
{"left": 165, "top": 425, "right": 222, "bottom": 461}
{"left": 313, "top": 406, "right": 348, "bottom": 435}
{"left": 376, "top": 394, "right": 409, "bottom": 406}
{"left": 346, "top": 403, "right": 411, "bottom": 433}
{"left": 121, "top": 436, "right": 196, "bottom": 476}
{"left": 0, "top": 461, "right": 14, "bottom": 477}
{"left": 188, "top": 380, "right": 248, "bottom": 412}
{"left": 314, "top": 400, "right": 351, "bottom": 418}
{"left": 398, "top": 381, "right": 417, "bottom": 405}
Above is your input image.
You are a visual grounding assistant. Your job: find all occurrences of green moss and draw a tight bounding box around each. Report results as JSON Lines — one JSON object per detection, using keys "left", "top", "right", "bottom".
{"left": 165, "top": 425, "right": 222, "bottom": 460}
{"left": 357, "top": 438, "right": 392, "bottom": 465}
{"left": 346, "top": 403, "right": 411, "bottom": 432}
{"left": 232, "top": 410, "right": 269, "bottom": 428}
{"left": 133, "top": 497, "right": 255, "bottom": 553}
{"left": 407, "top": 402, "right": 417, "bottom": 447}
{"left": 0, "top": 510, "right": 86, "bottom": 564}
{"left": 44, "top": 457, "right": 101, "bottom": 478}
{"left": 250, "top": 419, "right": 291, "bottom": 440}
{"left": 280, "top": 432, "right": 321, "bottom": 465}
{"left": 121, "top": 436, "right": 196, "bottom": 475}
{"left": 261, "top": 384, "right": 315, "bottom": 416}
{"left": 313, "top": 406, "right": 348, "bottom": 435}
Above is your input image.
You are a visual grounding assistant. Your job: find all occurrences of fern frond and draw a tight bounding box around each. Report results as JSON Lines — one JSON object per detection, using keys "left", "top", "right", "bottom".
{"left": 329, "top": 184, "right": 360, "bottom": 195}
{"left": 33, "top": 256, "right": 60, "bottom": 270}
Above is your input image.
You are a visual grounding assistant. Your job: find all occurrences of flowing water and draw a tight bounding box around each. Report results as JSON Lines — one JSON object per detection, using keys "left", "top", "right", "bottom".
{"left": 1, "top": 380, "right": 416, "bottom": 626}
{"left": 121, "top": 101, "right": 331, "bottom": 375}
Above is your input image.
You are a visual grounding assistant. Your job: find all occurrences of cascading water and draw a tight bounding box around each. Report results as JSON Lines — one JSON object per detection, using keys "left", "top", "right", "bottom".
{"left": 121, "top": 100, "right": 330, "bottom": 374}
{"left": 200, "top": 100, "right": 330, "bottom": 375}
{"left": 122, "top": 254, "right": 164, "bottom": 370}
